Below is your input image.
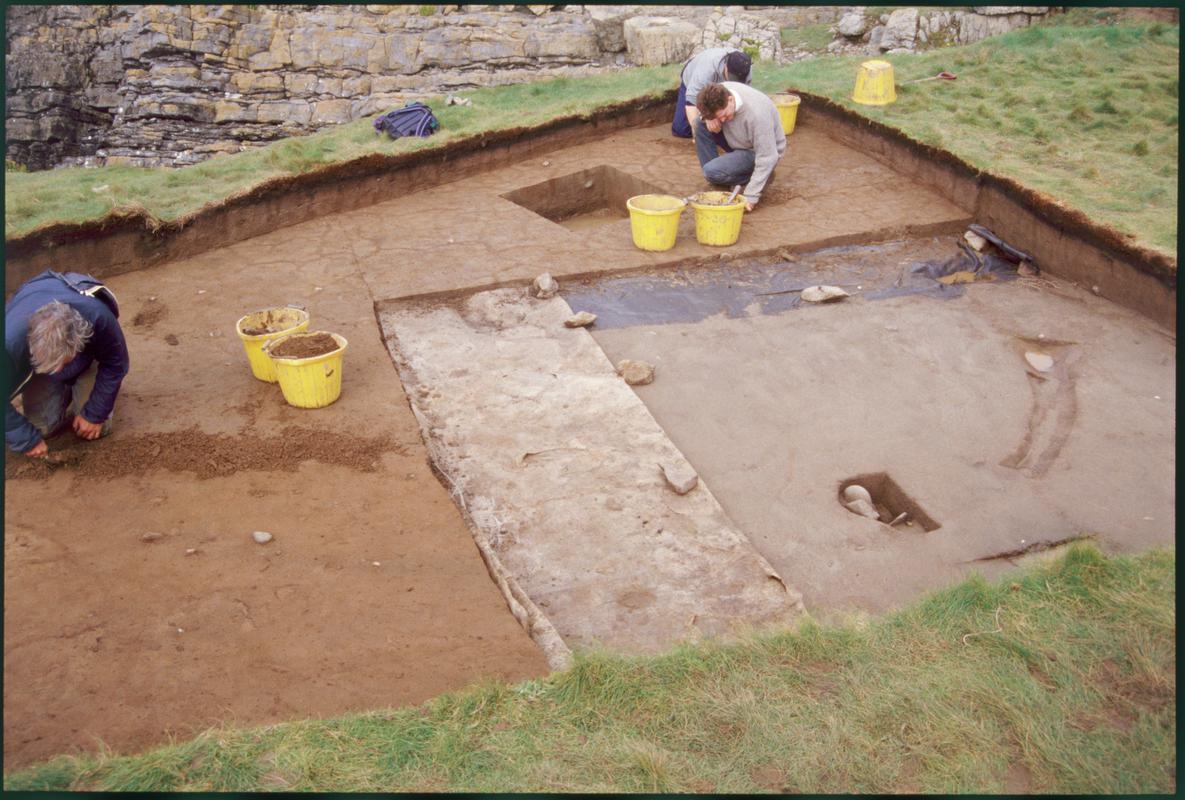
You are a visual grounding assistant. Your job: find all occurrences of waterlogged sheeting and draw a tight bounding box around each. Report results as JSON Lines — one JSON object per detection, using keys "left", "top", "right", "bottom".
{"left": 380, "top": 289, "right": 805, "bottom": 653}
{"left": 561, "top": 237, "right": 1007, "bottom": 330}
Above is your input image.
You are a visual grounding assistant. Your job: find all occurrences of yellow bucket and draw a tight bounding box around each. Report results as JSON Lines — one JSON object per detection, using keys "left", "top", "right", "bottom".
{"left": 626, "top": 194, "right": 686, "bottom": 251}
{"left": 690, "top": 191, "right": 746, "bottom": 246}
{"left": 265, "top": 331, "right": 348, "bottom": 409}
{"left": 772, "top": 93, "right": 801, "bottom": 135}
{"left": 236, "top": 306, "right": 311, "bottom": 383}
{"left": 853, "top": 60, "right": 896, "bottom": 106}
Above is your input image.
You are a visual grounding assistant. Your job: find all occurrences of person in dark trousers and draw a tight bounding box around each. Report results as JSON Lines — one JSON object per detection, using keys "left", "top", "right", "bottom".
{"left": 672, "top": 48, "right": 752, "bottom": 139}
{"left": 694, "top": 81, "right": 786, "bottom": 211}
{"left": 6, "top": 270, "right": 129, "bottom": 458}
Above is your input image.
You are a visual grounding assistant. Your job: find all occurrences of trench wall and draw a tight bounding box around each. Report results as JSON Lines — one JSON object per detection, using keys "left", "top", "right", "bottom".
{"left": 6, "top": 90, "right": 1176, "bottom": 330}
{"left": 794, "top": 91, "right": 1177, "bottom": 330}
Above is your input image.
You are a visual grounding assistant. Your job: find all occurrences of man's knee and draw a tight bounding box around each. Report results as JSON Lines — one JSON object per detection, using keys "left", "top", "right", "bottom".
{"left": 702, "top": 161, "right": 731, "bottom": 185}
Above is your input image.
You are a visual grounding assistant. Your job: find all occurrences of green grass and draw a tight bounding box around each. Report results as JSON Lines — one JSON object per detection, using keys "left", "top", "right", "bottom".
{"left": 750, "top": 17, "right": 1179, "bottom": 253}
{"left": 781, "top": 23, "right": 835, "bottom": 53}
{"left": 4, "top": 544, "right": 1174, "bottom": 792}
{"left": 5, "top": 17, "right": 1177, "bottom": 255}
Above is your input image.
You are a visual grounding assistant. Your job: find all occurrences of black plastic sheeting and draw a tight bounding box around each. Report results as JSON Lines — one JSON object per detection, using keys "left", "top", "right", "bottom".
{"left": 562, "top": 235, "right": 1026, "bottom": 331}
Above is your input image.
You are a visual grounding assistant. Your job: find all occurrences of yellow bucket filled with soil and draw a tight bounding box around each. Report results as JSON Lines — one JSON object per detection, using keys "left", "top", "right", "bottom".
{"left": 853, "top": 59, "right": 897, "bottom": 106}
{"left": 265, "top": 331, "right": 348, "bottom": 409}
{"left": 236, "top": 306, "right": 310, "bottom": 383}
{"left": 626, "top": 194, "right": 686, "bottom": 251}
{"left": 772, "top": 93, "right": 801, "bottom": 134}
{"left": 689, "top": 191, "right": 746, "bottom": 246}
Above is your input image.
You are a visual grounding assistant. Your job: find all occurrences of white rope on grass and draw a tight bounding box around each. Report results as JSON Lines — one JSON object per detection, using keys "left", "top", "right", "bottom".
{"left": 961, "top": 606, "right": 1004, "bottom": 646}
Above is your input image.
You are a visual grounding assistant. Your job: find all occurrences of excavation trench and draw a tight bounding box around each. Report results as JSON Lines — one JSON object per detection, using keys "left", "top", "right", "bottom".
{"left": 4, "top": 107, "right": 1176, "bottom": 769}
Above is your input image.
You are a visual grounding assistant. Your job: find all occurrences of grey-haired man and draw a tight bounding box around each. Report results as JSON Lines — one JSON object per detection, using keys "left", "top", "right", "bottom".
{"left": 6, "top": 271, "right": 129, "bottom": 457}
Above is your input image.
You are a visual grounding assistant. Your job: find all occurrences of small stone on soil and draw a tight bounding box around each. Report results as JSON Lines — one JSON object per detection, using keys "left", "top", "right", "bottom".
{"left": 140, "top": 531, "right": 164, "bottom": 543}
{"left": 660, "top": 461, "right": 698, "bottom": 495}
{"left": 1025, "top": 351, "right": 1054, "bottom": 372}
{"left": 617, "top": 359, "right": 655, "bottom": 385}
{"left": 185, "top": 548, "right": 197, "bottom": 556}
{"left": 801, "top": 285, "right": 850, "bottom": 303}
{"left": 844, "top": 498, "right": 881, "bottom": 520}
{"left": 532, "top": 273, "right": 559, "bottom": 299}
{"left": 964, "top": 230, "right": 988, "bottom": 251}
{"left": 564, "top": 311, "right": 597, "bottom": 328}
{"left": 252, "top": 530, "right": 274, "bottom": 544}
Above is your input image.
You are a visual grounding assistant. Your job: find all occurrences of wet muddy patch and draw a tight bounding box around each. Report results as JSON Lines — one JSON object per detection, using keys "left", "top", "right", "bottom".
{"left": 5, "top": 426, "right": 403, "bottom": 481}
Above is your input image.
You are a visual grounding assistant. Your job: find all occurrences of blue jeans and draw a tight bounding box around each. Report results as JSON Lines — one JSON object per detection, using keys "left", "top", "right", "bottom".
{"left": 694, "top": 117, "right": 754, "bottom": 187}
{"left": 19, "top": 364, "right": 112, "bottom": 441}
{"left": 672, "top": 82, "right": 693, "bottom": 138}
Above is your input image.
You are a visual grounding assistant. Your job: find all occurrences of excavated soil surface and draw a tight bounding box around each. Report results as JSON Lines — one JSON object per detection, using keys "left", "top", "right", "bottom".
{"left": 5, "top": 117, "right": 1174, "bottom": 772}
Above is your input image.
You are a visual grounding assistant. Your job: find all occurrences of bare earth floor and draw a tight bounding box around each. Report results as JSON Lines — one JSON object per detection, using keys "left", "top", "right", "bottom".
{"left": 4, "top": 121, "right": 1175, "bottom": 769}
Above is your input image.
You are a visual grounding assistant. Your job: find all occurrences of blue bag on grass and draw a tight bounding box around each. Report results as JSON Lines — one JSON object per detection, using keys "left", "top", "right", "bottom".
{"left": 373, "top": 102, "right": 440, "bottom": 140}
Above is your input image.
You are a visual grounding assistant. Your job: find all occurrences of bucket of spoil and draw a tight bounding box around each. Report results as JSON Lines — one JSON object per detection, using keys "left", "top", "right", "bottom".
{"left": 689, "top": 191, "right": 746, "bottom": 246}
{"left": 236, "top": 306, "right": 311, "bottom": 383}
{"left": 771, "top": 93, "right": 801, "bottom": 135}
{"left": 626, "top": 194, "right": 687, "bottom": 252}
{"left": 264, "top": 330, "right": 349, "bottom": 409}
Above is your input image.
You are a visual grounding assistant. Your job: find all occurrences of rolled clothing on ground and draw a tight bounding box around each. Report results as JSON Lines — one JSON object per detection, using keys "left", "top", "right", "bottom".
{"left": 5, "top": 271, "right": 130, "bottom": 453}
{"left": 696, "top": 81, "right": 786, "bottom": 207}
{"left": 673, "top": 47, "right": 751, "bottom": 139}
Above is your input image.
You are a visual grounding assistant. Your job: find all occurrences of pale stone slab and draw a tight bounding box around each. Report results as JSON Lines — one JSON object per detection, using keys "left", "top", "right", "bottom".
{"left": 381, "top": 288, "right": 805, "bottom": 654}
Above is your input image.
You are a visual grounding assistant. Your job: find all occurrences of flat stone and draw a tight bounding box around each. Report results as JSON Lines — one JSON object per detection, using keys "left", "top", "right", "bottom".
{"left": 617, "top": 359, "right": 655, "bottom": 385}
{"left": 801, "top": 285, "right": 850, "bottom": 303}
{"left": 252, "top": 530, "right": 274, "bottom": 544}
{"left": 660, "top": 461, "right": 698, "bottom": 495}
{"left": 564, "top": 311, "right": 597, "bottom": 328}
{"left": 1025, "top": 351, "right": 1054, "bottom": 372}
{"left": 140, "top": 531, "right": 164, "bottom": 543}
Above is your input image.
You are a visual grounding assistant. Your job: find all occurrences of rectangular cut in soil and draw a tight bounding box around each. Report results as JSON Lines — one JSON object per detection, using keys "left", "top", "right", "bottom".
{"left": 500, "top": 164, "right": 664, "bottom": 231}
{"left": 380, "top": 289, "right": 805, "bottom": 654}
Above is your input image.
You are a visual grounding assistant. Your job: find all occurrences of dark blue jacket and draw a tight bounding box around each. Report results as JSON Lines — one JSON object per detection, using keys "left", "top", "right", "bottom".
{"left": 5, "top": 271, "right": 130, "bottom": 453}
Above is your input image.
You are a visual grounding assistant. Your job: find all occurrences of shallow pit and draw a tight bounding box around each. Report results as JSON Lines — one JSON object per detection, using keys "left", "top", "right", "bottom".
{"left": 500, "top": 164, "right": 664, "bottom": 232}
{"left": 839, "top": 472, "right": 940, "bottom": 532}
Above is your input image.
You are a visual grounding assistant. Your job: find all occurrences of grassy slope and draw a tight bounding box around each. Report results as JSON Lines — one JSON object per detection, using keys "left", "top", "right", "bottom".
{"left": 5, "top": 15, "right": 1178, "bottom": 255}
{"left": 4, "top": 545, "right": 1175, "bottom": 792}
{"left": 756, "top": 14, "right": 1179, "bottom": 254}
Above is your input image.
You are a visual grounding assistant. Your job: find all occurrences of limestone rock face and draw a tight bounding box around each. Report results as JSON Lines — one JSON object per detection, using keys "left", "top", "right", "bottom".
{"left": 623, "top": 17, "right": 699, "bottom": 66}
{"left": 878, "top": 8, "right": 919, "bottom": 52}
{"left": 838, "top": 12, "right": 868, "bottom": 38}
{"left": 701, "top": 8, "right": 784, "bottom": 62}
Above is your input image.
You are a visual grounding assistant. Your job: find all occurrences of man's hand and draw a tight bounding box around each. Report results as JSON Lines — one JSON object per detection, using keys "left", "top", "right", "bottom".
{"left": 73, "top": 415, "right": 103, "bottom": 441}
{"left": 704, "top": 118, "right": 723, "bottom": 134}
{"left": 745, "top": 201, "right": 755, "bottom": 212}
{"left": 26, "top": 440, "right": 48, "bottom": 458}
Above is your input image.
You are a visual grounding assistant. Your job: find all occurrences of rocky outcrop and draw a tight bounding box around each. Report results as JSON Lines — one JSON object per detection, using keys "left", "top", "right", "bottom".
{"left": 829, "top": 6, "right": 1054, "bottom": 58}
{"left": 623, "top": 17, "right": 699, "bottom": 67}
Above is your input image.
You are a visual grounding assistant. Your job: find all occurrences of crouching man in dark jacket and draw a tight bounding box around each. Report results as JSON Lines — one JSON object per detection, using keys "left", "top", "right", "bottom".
{"left": 5, "top": 271, "right": 130, "bottom": 458}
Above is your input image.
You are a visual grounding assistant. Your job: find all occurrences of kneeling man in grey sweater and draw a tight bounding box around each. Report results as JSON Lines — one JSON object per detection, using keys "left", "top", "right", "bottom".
{"left": 694, "top": 82, "right": 786, "bottom": 211}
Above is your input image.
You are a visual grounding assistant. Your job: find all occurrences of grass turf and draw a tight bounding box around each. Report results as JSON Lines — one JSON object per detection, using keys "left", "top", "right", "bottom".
{"left": 4, "top": 544, "right": 1174, "bottom": 792}
{"left": 5, "top": 15, "right": 1178, "bottom": 256}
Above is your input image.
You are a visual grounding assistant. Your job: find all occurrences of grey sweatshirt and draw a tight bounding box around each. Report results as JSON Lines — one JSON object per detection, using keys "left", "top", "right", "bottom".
{"left": 681, "top": 47, "right": 749, "bottom": 105}
{"left": 718, "top": 81, "right": 786, "bottom": 206}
